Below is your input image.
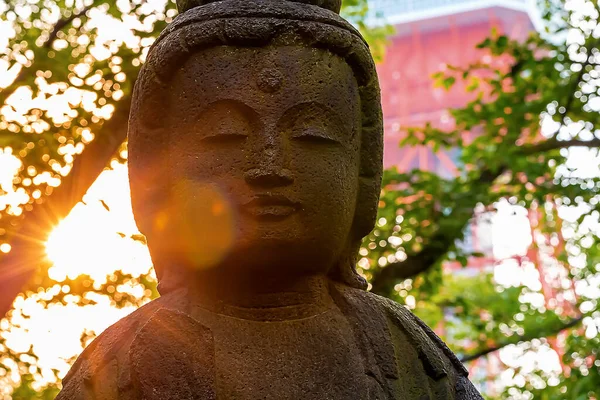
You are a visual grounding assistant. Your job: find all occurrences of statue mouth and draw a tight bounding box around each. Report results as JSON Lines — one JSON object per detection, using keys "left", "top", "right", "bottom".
{"left": 241, "top": 194, "right": 300, "bottom": 220}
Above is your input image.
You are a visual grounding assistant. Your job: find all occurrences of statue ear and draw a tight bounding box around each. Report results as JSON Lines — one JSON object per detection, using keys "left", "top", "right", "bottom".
{"left": 353, "top": 176, "right": 380, "bottom": 240}
{"left": 332, "top": 169, "right": 380, "bottom": 290}
{"left": 127, "top": 101, "right": 170, "bottom": 241}
{"left": 354, "top": 83, "right": 383, "bottom": 240}
{"left": 128, "top": 154, "right": 168, "bottom": 237}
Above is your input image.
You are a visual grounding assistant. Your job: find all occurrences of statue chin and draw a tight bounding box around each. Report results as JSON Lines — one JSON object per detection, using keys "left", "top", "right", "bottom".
{"left": 148, "top": 225, "right": 342, "bottom": 282}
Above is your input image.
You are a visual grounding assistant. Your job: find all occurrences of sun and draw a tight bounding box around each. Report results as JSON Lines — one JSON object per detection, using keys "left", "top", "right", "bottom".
{"left": 44, "top": 163, "right": 154, "bottom": 283}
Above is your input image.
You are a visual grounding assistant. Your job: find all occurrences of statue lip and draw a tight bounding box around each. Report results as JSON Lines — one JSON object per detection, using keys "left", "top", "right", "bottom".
{"left": 241, "top": 194, "right": 300, "bottom": 219}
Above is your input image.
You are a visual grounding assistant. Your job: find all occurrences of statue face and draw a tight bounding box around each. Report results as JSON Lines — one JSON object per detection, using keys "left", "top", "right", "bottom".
{"left": 154, "top": 46, "right": 361, "bottom": 279}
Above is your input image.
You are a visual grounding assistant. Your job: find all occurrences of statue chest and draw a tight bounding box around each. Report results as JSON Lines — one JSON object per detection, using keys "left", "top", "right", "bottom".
{"left": 63, "top": 298, "right": 466, "bottom": 400}
{"left": 204, "top": 309, "right": 373, "bottom": 399}
{"left": 125, "top": 304, "right": 390, "bottom": 399}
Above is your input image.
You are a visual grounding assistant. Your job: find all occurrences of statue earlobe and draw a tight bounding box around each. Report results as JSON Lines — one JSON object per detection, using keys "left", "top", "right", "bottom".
{"left": 328, "top": 176, "right": 379, "bottom": 290}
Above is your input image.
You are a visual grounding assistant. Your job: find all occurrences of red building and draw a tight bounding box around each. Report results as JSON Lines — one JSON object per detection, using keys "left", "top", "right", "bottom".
{"left": 374, "top": 0, "right": 536, "bottom": 265}
{"left": 374, "top": 0, "right": 535, "bottom": 175}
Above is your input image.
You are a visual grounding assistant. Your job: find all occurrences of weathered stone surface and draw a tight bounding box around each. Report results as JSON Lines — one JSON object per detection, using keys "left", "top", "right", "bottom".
{"left": 57, "top": 0, "right": 484, "bottom": 398}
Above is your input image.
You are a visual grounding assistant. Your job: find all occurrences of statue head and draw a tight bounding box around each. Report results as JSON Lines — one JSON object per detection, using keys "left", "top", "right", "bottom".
{"left": 127, "top": 0, "right": 383, "bottom": 293}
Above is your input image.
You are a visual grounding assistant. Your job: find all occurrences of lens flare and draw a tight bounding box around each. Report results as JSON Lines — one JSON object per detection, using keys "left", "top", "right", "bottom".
{"left": 159, "top": 179, "right": 236, "bottom": 270}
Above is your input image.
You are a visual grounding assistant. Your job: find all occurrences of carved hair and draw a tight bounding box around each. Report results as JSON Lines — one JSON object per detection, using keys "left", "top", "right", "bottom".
{"left": 128, "top": 0, "right": 383, "bottom": 291}
{"left": 177, "top": 0, "right": 343, "bottom": 14}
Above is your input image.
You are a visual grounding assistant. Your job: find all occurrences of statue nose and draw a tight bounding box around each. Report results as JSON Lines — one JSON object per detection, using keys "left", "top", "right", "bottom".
{"left": 244, "top": 167, "right": 294, "bottom": 188}
{"left": 245, "top": 132, "right": 293, "bottom": 187}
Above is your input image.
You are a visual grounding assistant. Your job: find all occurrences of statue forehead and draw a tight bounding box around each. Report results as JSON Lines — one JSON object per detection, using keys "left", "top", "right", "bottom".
{"left": 175, "top": 45, "right": 351, "bottom": 74}
{"left": 167, "top": 45, "right": 359, "bottom": 116}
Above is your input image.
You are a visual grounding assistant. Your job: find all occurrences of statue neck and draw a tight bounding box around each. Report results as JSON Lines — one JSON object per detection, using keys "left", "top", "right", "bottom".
{"left": 183, "top": 271, "right": 336, "bottom": 321}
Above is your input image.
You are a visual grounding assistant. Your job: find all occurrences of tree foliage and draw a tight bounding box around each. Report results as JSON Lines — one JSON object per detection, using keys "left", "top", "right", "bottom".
{"left": 358, "top": 1, "right": 600, "bottom": 398}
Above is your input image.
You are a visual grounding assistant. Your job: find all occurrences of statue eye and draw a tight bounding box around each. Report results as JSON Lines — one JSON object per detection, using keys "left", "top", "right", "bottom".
{"left": 200, "top": 131, "right": 248, "bottom": 144}
{"left": 196, "top": 100, "right": 256, "bottom": 145}
{"left": 292, "top": 128, "right": 340, "bottom": 144}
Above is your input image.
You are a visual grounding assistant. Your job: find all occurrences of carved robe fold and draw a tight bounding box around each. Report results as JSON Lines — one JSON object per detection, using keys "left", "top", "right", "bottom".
{"left": 57, "top": 283, "right": 483, "bottom": 400}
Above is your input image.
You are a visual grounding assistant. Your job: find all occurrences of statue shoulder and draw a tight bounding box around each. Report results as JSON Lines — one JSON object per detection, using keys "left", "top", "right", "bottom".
{"left": 334, "top": 285, "right": 469, "bottom": 378}
{"left": 330, "top": 284, "right": 483, "bottom": 399}
{"left": 373, "top": 291, "right": 469, "bottom": 377}
{"left": 362, "top": 290, "right": 483, "bottom": 399}
{"left": 57, "top": 291, "right": 188, "bottom": 399}
{"left": 381, "top": 295, "right": 468, "bottom": 374}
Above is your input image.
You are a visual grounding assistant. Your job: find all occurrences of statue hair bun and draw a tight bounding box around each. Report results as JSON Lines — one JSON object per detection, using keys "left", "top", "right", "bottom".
{"left": 176, "top": 0, "right": 342, "bottom": 14}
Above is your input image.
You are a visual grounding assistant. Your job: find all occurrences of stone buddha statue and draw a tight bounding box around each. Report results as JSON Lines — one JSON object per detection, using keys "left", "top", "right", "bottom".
{"left": 57, "top": 0, "right": 483, "bottom": 398}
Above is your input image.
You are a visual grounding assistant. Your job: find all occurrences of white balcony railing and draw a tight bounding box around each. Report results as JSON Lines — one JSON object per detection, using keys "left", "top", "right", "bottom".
{"left": 367, "top": 0, "right": 532, "bottom": 24}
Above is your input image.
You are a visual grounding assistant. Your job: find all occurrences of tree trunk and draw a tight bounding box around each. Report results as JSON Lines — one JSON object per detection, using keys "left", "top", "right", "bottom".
{"left": 0, "top": 100, "right": 130, "bottom": 317}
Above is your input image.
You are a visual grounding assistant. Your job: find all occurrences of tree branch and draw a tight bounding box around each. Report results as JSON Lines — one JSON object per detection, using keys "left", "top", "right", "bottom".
{"left": 519, "top": 38, "right": 600, "bottom": 157}
{"left": 370, "top": 142, "right": 593, "bottom": 295}
{"left": 370, "top": 231, "right": 451, "bottom": 295}
{"left": 369, "top": 132, "right": 595, "bottom": 294}
{"left": 370, "top": 39, "right": 600, "bottom": 296}
{"left": 44, "top": 4, "right": 95, "bottom": 49}
{"left": 370, "top": 167, "right": 507, "bottom": 296}
{"left": 560, "top": 38, "right": 598, "bottom": 123}
{"left": 522, "top": 137, "right": 600, "bottom": 155}
{"left": 459, "top": 316, "right": 584, "bottom": 363}
{"left": 0, "top": 96, "right": 131, "bottom": 317}
{"left": 0, "top": 4, "right": 94, "bottom": 104}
